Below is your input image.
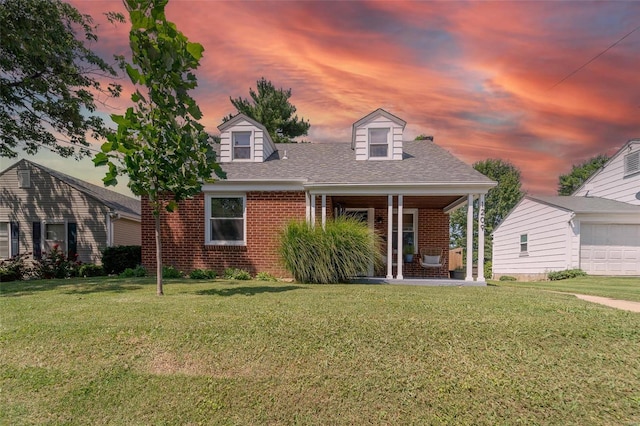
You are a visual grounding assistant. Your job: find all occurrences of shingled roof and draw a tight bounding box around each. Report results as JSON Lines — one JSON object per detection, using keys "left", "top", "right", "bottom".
{"left": 527, "top": 195, "right": 640, "bottom": 214}
{"left": 3, "top": 159, "right": 140, "bottom": 219}
{"left": 215, "top": 140, "right": 493, "bottom": 185}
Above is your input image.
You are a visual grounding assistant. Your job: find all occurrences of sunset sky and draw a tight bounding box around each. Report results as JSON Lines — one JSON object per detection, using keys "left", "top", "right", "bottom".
{"left": 2, "top": 0, "right": 639, "bottom": 197}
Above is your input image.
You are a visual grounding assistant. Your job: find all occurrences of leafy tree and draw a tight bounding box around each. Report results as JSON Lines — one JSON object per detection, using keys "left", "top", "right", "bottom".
{"left": 450, "top": 159, "right": 523, "bottom": 261}
{"left": 0, "top": 0, "right": 122, "bottom": 158}
{"left": 558, "top": 154, "right": 609, "bottom": 195}
{"left": 94, "top": 0, "right": 224, "bottom": 295}
{"left": 224, "top": 77, "right": 310, "bottom": 143}
{"left": 414, "top": 134, "right": 433, "bottom": 141}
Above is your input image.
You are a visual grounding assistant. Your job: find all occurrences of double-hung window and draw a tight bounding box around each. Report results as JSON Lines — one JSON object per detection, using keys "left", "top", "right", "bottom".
{"left": 45, "top": 223, "right": 66, "bottom": 253}
{"left": 0, "top": 222, "right": 9, "bottom": 259}
{"left": 206, "top": 195, "right": 246, "bottom": 245}
{"left": 520, "top": 234, "right": 528, "bottom": 254}
{"left": 232, "top": 132, "right": 251, "bottom": 160}
{"left": 369, "top": 128, "right": 389, "bottom": 158}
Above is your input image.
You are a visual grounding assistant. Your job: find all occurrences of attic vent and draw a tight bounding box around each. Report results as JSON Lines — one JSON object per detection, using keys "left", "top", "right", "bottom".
{"left": 624, "top": 151, "right": 639, "bottom": 176}
{"left": 17, "top": 169, "right": 30, "bottom": 188}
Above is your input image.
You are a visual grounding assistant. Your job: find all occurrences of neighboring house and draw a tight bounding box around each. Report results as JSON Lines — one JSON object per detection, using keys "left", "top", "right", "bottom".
{"left": 492, "top": 139, "right": 640, "bottom": 279}
{"left": 143, "top": 109, "right": 496, "bottom": 281}
{"left": 0, "top": 159, "right": 141, "bottom": 264}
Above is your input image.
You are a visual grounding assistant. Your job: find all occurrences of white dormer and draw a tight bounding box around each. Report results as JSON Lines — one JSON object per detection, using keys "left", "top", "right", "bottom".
{"left": 351, "top": 108, "right": 406, "bottom": 161}
{"left": 217, "top": 114, "right": 276, "bottom": 163}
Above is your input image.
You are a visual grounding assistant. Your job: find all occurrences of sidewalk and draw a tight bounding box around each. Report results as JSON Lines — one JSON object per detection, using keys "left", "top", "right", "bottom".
{"left": 572, "top": 294, "right": 640, "bottom": 313}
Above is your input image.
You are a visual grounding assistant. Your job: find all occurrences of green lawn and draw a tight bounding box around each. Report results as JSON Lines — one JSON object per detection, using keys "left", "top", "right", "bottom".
{"left": 492, "top": 276, "right": 640, "bottom": 302}
{"left": 1, "top": 277, "right": 639, "bottom": 425}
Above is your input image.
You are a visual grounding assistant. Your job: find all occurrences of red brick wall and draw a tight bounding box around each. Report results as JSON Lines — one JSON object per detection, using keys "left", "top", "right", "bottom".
{"left": 142, "top": 191, "right": 306, "bottom": 277}
{"left": 142, "top": 193, "right": 449, "bottom": 279}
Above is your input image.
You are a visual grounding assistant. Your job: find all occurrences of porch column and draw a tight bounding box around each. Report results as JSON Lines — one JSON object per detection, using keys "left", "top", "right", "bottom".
{"left": 477, "top": 194, "right": 485, "bottom": 282}
{"left": 305, "top": 192, "right": 311, "bottom": 223}
{"left": 310, "top": 194, "right": 316, "bottom": 228}
{"left": 465, "top": 193, "right": 474, "bottom": 281}
{"left": 321, "top": 194, "right": 327, "bottom": 229}
{"left": 386, "top": 195, "right": 393, "bottom": 279}
{"left": 396, "top": 194, "right": 404, "bottom": 280}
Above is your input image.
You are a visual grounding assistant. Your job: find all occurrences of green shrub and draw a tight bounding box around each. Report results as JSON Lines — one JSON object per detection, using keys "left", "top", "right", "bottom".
{"left": 484, "top": 261, "right": 492, "bottom": 280}
{"left": 102, "top": 245, "right": 141, "bottom": 275}
{"left": 0, "top": 253, "right": 32, "bottom": 281}
{"left": 78, "top": 263, "right": 105, "bottom": 277}
{"left": 189, "top": 269, "right": 217, "bottom": 280}
{"left": 223, "top": 268, "right": 251, "bottom": 280}
{"left": 119, "top": 265, "right": 147, "bottom": 278}
{"left": 255, "top": 271, "right": 277, "bottom": 282}
{"left": 32, "top": 245, "right": 81, "bottom": 279}
{"left": 499, "top": 275, "right": 517, "bottom": 281}
{"left": 280, "top": 217, "right": 381, "bottom": 284}
{"left": 162, "top": 265, "right": 183, "bottom": 279}
{"left": 548, "top": 269, "right": 587, "bottom": 281}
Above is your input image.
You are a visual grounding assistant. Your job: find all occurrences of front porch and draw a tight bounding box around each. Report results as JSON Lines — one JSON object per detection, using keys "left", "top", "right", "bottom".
{"left": 308, "top": 191, "right": 487, "bottom": 283}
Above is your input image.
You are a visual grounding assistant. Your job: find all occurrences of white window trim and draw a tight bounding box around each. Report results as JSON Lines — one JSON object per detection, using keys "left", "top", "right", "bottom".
{"left": 393, "top": 208, "right": 418, "bottom": 254}
{"left": 232, "top": 131, "right": 253, "bottom": 162}
{"left": 624, "top": 151, "right": 639, "bottom": 177}
{"left": 204, "top": 194, "right": 247, "bottom": 246}
{"left": 368, "top": 127, "right": 391, "bottom": 160}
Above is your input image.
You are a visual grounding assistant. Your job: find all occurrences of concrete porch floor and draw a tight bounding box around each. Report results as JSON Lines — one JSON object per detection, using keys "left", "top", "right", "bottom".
{"left": 350, "top": 277, "right": 487, "bottom": 286}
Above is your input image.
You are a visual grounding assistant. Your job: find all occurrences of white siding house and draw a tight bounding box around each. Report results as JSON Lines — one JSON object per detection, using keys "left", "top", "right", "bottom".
{"left": 493, "top": 139, "right": 640, "bottom": 279}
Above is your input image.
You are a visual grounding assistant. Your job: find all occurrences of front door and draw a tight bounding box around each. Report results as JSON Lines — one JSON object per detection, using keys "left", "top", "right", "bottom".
{"left": 344, "top": 208, "right": 375, "bottom": 276}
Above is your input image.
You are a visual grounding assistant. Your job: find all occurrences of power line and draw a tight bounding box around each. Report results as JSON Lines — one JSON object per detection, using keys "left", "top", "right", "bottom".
{"left": 550, "top": 24, "right": 640, "bottom": 90}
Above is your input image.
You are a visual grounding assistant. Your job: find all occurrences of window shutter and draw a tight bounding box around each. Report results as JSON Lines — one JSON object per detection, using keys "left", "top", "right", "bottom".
{"left": 32, "top": 222, "right": 41, "bottom": 259}
{"left": 67, "top": 222, "right": 77, "bottom": 259}
{"left": 10, "top": 222, "right": 19, "bottom": 256}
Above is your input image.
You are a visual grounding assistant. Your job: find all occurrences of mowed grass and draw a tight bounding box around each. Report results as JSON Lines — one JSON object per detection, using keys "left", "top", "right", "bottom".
{"left": 1, "top": 277, "right": 639, "bottom": 425}
{"left": 492, "top": 276, "right": 640, "bottom": 302}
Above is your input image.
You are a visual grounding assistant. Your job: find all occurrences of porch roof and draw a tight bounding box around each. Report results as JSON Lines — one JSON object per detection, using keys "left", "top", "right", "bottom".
{"left": 214, "top": 140, "right": 495, "bottom": 191}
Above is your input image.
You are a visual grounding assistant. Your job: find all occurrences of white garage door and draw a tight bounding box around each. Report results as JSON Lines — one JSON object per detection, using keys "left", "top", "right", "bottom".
{"left": 581, "top": 224, "right": 640, "bottom": 275}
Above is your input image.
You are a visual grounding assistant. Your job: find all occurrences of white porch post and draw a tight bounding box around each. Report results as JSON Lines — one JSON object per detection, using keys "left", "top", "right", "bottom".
{"left": 305, "top": 192, "right": 311, "bottom": 223}
{"left": 386, "top": 195, "right": 393, "bottom": 279}
{"left": 321, "top": 194, "right": 327, "bottom": 229}
{"left": 465, "top": 193, "right": 474, "bottom": 281}
{"left": 310, "top": 194, "right": 316, "bottom": 228}
{"left": 396, "top": 194, "right": 404, "bottom": 280}
{"left": 477, "top": 194, "right": 485, "bottom": 282}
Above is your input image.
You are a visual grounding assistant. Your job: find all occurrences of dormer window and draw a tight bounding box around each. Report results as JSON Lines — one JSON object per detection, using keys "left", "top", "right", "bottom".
{"left": 232, "top": 131, "right": 252, "bottom": 160}
{"left": 369, "top": 128, "right": 390, "bottom": 158}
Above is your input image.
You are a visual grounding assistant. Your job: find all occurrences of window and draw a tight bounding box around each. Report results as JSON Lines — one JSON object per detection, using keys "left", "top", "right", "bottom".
{"left": 232, "top": 132, "right": 251, "bottom": 160}
{"left": 624, "top": 151, "right": 639, "bottom": 176}
{"left": 369, "top": 128, "right": 389, "bottom": 158}
{"left": 45, "top": 223, "right": 66, "bottom": 253}
{"left": 206, "top": 195, "right": 245, "bottom": 245}
{"left": 17, "top": 169, "right": 30, "bottom": 188}
{"left": 392, "top": 210, "right": 417, "bottom": 253}
{"left": 0, "top": 222, "right": 9, "bottom": 259}
{"left": 520, "top": 234, "right": 528, "bottom": 254}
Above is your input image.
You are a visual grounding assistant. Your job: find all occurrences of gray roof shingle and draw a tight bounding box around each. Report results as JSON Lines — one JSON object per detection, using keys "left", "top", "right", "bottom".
{"left": 528, "top": 195, "right": 640, "bottom": 214}
{"left": 216, "top": 140, "right": 493, "bottom": 185}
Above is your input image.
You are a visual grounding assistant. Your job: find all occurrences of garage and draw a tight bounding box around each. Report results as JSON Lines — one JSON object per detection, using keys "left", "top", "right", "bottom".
{"left": 581, "top": 224, "right": 640, "bottom": 275}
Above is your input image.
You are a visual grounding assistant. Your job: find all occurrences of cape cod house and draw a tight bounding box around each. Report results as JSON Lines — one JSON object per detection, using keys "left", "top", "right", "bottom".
{"left": 142, "top": 109, "right": 496, "bottom": 282}
{"left": 492, "top": 139, "right": 640, "bottom": 279}
{"left": 0, "top": 159, "right": 141, "bottom": 264}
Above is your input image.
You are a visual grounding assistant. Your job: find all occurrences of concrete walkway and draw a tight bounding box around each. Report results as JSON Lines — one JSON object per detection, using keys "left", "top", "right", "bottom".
{"left": 571, "top": 294, "right": 640, "bottom": 313}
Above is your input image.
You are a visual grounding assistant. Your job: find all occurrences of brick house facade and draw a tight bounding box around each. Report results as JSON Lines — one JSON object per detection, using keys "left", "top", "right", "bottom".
{"left": 142, "top": 109, "right": 495, "bottom": 282}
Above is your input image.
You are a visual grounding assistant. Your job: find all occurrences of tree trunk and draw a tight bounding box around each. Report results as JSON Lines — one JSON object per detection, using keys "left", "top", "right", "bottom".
{"left": 155, "top": 213, "right": 164, "bottom": 296}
